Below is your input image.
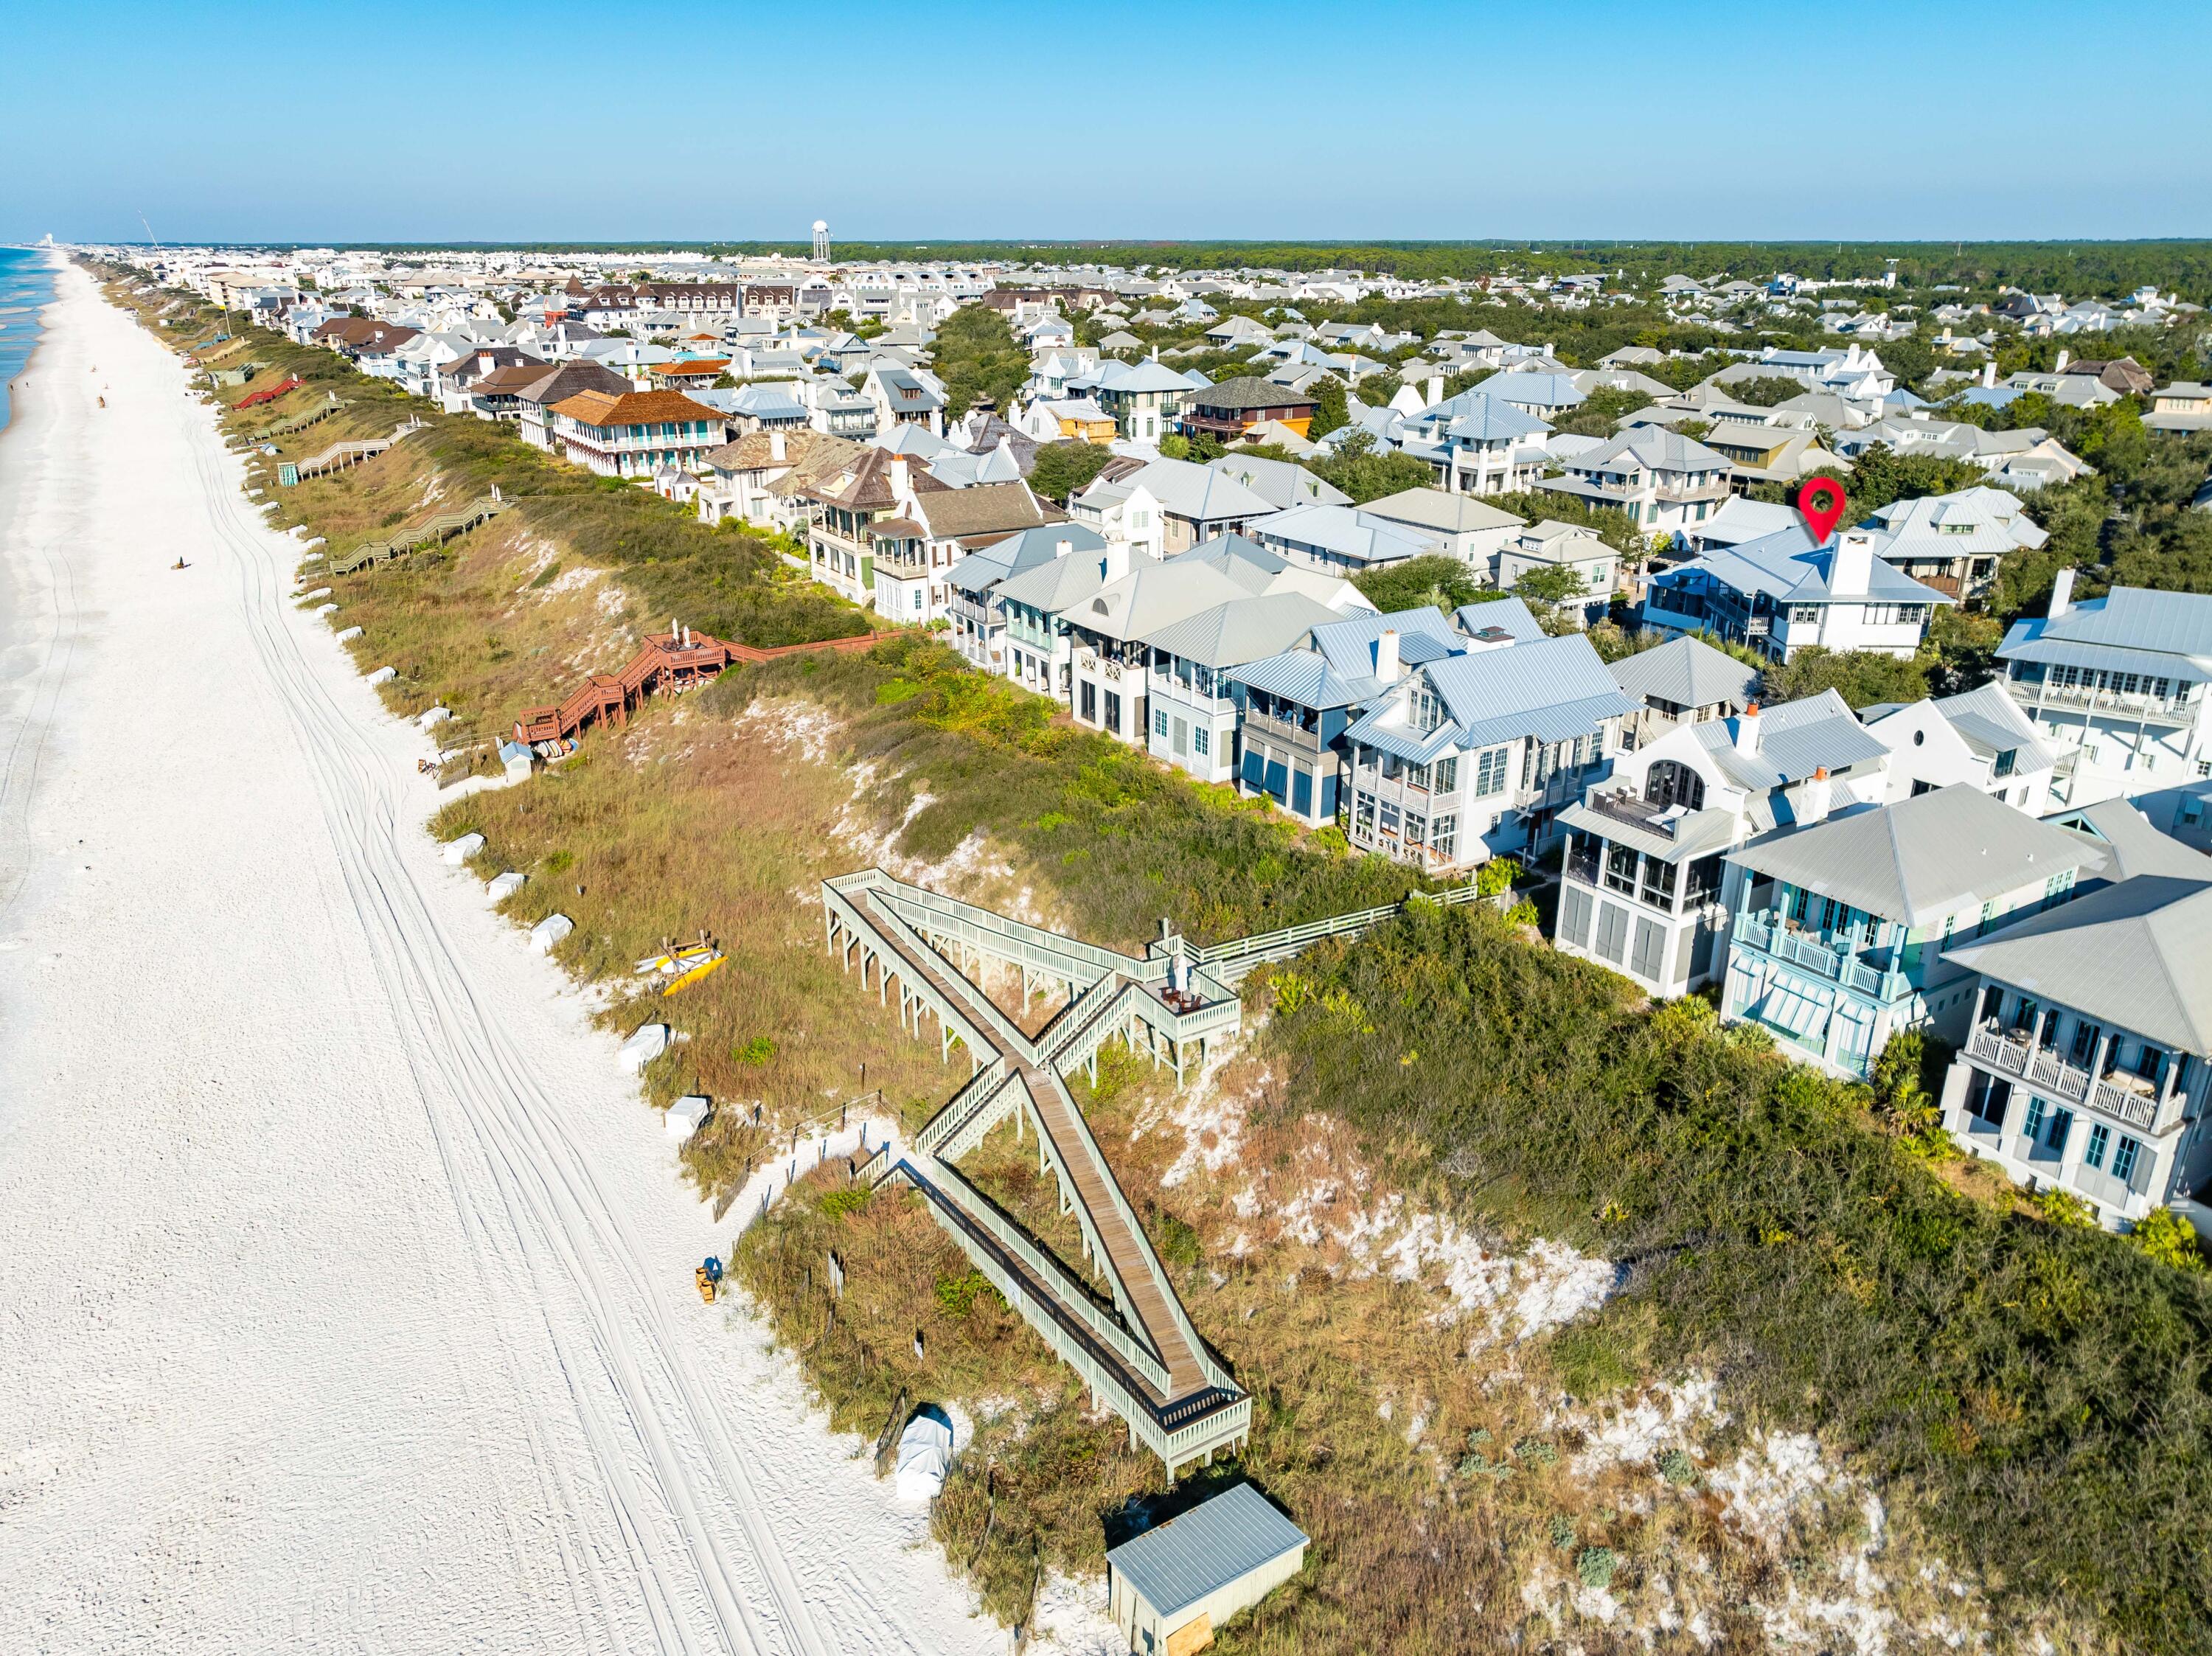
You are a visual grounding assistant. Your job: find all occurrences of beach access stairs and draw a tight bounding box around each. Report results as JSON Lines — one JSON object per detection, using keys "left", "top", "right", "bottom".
{"left": 512, "top": 627, "right": 883, "bottom": 747}
{"left": 254, "top": 392, "right": 347, "bottom": 442}
{"left": 827, "top": 868, "right": 1483, "bottom": 1478}
{"left": 325, "top": 485, "right": 508, "bottom": 575}
{"left": 233, "top": 374, "right": 302, "bottom": 410}
{"left": 286, "top": 417, "right": 424, "bottom": 485}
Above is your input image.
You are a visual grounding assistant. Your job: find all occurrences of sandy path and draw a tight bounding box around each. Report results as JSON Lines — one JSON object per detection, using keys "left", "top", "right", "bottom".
{"left": 0, "top": 261, "right": 1004, "bottom": 1655}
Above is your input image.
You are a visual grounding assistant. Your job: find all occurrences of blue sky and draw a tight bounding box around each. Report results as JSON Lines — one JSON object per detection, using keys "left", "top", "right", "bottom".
{"left": 3, "top": 0, "right": 2208, "bottom": 244}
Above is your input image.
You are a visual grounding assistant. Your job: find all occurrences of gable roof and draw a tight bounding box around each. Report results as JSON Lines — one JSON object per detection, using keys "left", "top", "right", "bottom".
{"left": 943, "top": 523, "right": 1104, "bottom": 596}
{"left": 1693, "top": 690, "right": 1888, "bottom": 789}
{"left": 1451, "top": 597, "right": 1547, "bottom": 644}
{"left": 1941, "top": 875, "right": 2212, "bottom": 1054}
{"left": 1347, "top": 633, "right": 1635, "bottom": 759}
{"left": 910, "top": 480, "right": 1058, "bottom": 542}
{"left": 1360, "top": 487, "right": 1525, "bottom": 535}
{"left": 1144, "top": 591, "right": 1346, "bottom": 669}
{"left": 1727, "top": 784, "right": 2106, "bottom": 925}
{"left": 1664, "top": 524, "right": 1953, "bottom": 608}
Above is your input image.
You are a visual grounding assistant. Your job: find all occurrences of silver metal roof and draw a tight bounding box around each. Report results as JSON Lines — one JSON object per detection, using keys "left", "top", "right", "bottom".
{"left": 1997, "top": 587, "right": 2212, "bottom": 676}
{"left": 1107, "top": 1484, "right": 1309, "bottom": 1620}
{"left": 1608, "top": 636, "right": 1760, "bottom": 712}
{"left": 1727, "top": 784, "right": 2110, "bottom": 926}
{"left": 1143, "top": 591, "right": 1345, "bottom": 670}
{"left": 1942, "top": 875, "right": 2212, "bottom": 1054}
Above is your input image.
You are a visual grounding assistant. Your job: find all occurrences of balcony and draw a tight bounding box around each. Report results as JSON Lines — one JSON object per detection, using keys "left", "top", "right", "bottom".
{"left": 1963, "top": 1020, "right": 2163, "bottom": 1130}
{"left": 1733, "top": 912, "right": 1901, "bottom": 1000}
{"left": 1582, "top": 786, "right": 1686, "bottom": 839}
{"left": 2006, "top": 676, "right": 2202, "bottom": 727}
{"left": 1241, "top": 704, "right": 1326, "bottom": 754}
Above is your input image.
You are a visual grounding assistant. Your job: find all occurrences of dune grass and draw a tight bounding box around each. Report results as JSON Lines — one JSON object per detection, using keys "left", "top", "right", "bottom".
{"left": 97, "top": 267, "right": 2212, "bottom": 1652}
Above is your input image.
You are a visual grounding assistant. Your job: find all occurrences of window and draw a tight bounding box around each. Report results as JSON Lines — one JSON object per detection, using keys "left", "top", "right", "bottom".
{"left": 1154, "top": 706, "right": 1169, "bottom": 739}
{"left": 1473, "top": 748, "right": 1509, "bottom": 796}
{"left": 1405, "top": 812, "right": 1427, "bottom": 848}
{"left": 1433, "top": 756, "right": 1458, "bottom": 793}
{"left": 2043, "top": 1107, "right": 2073, "bottom": 1154}
{"left": 1993, "top": 748, "right": 2018, "bottom": 779}
{"left": 1411, "top": 686, "right": 1447, "bottom": 733}
{"left": 1380, "top": 801, "right": 1402, "bottom": 835}
{"left": 1104, "top": 691, "right": 1121, "bottom": 733}
{"left": 1193, "top": 726, "right": 1209, "bottom": 756}
{"left": 2085, "top": 1122, "right": 2111, "bottom": 1170}
{"left": 1354, "top": 793, "right": 1376, "bottom": 835}
{"left": 2024, "top": 1095, "right": 2046, "bottom": 1141}
{"left": 2112, "top": 1135, "right": 2142, "bottom": 1183}
{"left": 911, "top": 588, "right": 924, "bottom": 612}
{"left": 1430, "top": 814, "right": 1456, "bottom": 858}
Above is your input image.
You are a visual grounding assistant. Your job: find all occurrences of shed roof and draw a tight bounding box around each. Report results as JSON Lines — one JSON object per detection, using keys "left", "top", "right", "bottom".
{"left": 1107, "top": 1485, "right": 1310, "bottom": 1622}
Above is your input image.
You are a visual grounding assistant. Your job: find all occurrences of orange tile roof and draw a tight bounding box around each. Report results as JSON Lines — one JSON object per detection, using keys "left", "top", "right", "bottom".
{"left": 550, "top": 389, "right": 723, "bottom": 428}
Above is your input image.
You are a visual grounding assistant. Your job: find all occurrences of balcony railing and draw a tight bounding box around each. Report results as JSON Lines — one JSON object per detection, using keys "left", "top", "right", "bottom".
{"left": 1733, "top": 912, "right": 1899, "bottom": 1000}
{"left": 2006, "top": 677, "right": 2202, "bottom": 726}
{"left": 1583, "top": 787, "right": 1683, "bottom": 838}
{"left": 1964, "top": 1020, "right": 2161, "bottom": 1130}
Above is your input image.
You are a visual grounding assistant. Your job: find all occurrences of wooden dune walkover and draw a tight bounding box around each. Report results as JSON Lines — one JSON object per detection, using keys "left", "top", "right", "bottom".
{"left": 827, "top": 867, "right": 1484, "bottom": 1476}
{"left": 512, "top": 624, "right": 885, "bottom": 747}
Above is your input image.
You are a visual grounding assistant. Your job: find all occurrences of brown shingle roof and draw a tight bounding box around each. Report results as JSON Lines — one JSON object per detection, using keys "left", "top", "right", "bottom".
{"left": 911, "top": 481, "right": 1058, "bottom": 541}
{"left": 804, "top": 446, "right": 952, "bottom": 510}
{"left": 703, "top": 429, "right": 855, "bottom": 473}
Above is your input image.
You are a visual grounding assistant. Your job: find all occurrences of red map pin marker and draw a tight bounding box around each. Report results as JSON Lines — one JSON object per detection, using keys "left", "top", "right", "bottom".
{"left": 1797, "top": 478, "right": 1848, "bottom": 543}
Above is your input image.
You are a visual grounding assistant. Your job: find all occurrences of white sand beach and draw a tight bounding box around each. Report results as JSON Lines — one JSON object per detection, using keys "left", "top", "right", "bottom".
{"left": 0, "top": 259, "right": 1012, "bottom": 1655}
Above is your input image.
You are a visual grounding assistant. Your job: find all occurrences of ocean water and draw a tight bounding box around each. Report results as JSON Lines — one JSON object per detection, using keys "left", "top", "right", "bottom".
{"left": 0, "top": 246, "right": 58, "bottom": 434}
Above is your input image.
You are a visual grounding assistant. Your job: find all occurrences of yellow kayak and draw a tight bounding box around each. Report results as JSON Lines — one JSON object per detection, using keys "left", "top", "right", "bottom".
{"left": 663, "top": 953, "right": 728, "bottom": 996}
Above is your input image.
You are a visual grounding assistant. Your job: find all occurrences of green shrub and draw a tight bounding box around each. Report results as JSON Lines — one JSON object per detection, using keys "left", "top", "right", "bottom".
{"left": 933, "top": 1267, "right": 994, "bottom": 1317}
{"left": 1576, "top": 1546, "right": 1618, "bottom": 1590}
{"left": 818, "top": 1188, "right": 869, "bottom": 1220}
{"left": 732, "top": 1034, "right": 776, "bottom": 1065}
{"left": 1658, "top": 1448, "right": 1697, "bottom": 1485}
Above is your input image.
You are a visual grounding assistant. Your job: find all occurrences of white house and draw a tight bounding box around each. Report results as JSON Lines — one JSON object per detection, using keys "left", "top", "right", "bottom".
{"left": 1938, "top": 868, "right": 2212, "bottom": 1233}
{"left": 1556, "top": 691, "right": 1891, "bottom": 998}
{"left": 1539, "top": 428, "right": 1733, "bottom": 535}
{"left": 1340, "top": 631, "right": 1638, "bottom": 869}
{"left": 1643, "top": 523, "right": 1950, "bottom": 663}
{"left": 1860, "top": 683, "right": 2058, "bottom": 813}
{"left": 1358, "top": 487, "right": 1528, "bottom": 574}
{"left": 1992, "top": 575, "right": 2212, "bottom": 808}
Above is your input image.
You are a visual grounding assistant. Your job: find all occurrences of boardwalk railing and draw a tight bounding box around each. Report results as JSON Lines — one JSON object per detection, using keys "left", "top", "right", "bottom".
{"left": 327, "top": 491, "right": 511, "bottom": 576}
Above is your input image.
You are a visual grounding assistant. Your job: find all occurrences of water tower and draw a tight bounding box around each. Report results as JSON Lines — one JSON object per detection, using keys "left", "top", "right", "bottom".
{"left": 813, "top": 220, "right": 830, "bottom": 262}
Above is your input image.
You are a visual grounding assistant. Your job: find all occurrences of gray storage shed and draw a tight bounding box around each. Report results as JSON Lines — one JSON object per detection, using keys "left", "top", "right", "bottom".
{"left": 1105, "top": 1483, "right": 1308, "bottom": 1655}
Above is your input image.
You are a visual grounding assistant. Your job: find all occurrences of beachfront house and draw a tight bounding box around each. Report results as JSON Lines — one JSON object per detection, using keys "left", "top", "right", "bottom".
{"left": 1717, "top": 784, "right": 2104, "bottom": 1082}
{"left": 1341, "top": 631, "right": 1637, "bottom": 870}
{"left": 549, "top": 389, "right": 726, "bottom": 480}
{"left": 944, "top": 525, "right": 1106, "bottom": 676}
{"left": 1860, "top": 682, "right": 2059, "bottom": 812}
{"left": 1938, "top": 871, "right": 2212, "bottom": 1232}
{"left": 1555, "top": 692, "right": 1888, "bottom": 999}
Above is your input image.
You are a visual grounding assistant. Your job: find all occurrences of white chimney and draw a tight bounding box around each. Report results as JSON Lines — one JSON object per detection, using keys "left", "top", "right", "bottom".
{"left": 1830, "top": 530, "right": 1874, "bottom": 598}
{"left": 1101, "top": 537, "right": 1131, "bottom": 582}
{"left": 2055, "top": 348, "right": 2070, "bottom": 373}
{"left": 1054, "top": 537, "right": 1074, "bottom": 559}
{"left": 1425, "top": 374, "right": 1444, "bottom": 406}
{"left": 888, "top": 456, "right": 911, "bottom": 504}
{"left": 1734, "top": 701, "right": 1763, "bottom": 755}
{"left": 1374, "top": 628, "right": 1401, "bottom": 683}
{"left": 769, "top": 428, "right": 787, "bottom": 462}
{"left": 1796, "top": 765, "right": 1833, "bottom": 825}
{"left": 1981, "top": 360, "right": 1996, "bottom": 389}
{"left": 2050, "top": 566, "right": 2076, "bottom": 619}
